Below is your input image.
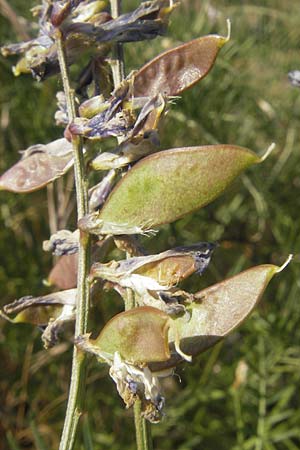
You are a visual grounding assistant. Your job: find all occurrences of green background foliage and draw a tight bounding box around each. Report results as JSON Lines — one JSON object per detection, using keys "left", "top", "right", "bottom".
{"left": 0, "top": 1, "right": 300, "bottom": 448}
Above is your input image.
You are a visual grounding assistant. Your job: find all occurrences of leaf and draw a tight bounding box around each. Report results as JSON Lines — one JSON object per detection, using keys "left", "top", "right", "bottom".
{"left": 76, "top": 306, "right": 171, "bottom": 365}
{"left": 0, "top": 138, "right": 73, "bottom": 193}
{"left": 79, "top": 145, "right": 263, "bottom": 235}
{"left": 133, "top": 25, "right": 229, "bottom": 97}
{"left": 2, "top": 1, "right": 176, "bottom": 80}
{"left": 150, "top": 258, "right": 292, "bottom": 371}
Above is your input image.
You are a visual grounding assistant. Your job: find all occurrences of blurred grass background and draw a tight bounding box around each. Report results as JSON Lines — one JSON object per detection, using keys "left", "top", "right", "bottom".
{"left": 1, "top": 0, "right": 300, "bottom": 449}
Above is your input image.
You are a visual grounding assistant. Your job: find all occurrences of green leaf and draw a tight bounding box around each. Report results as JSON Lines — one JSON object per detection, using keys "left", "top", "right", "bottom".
{"left": 133, "top": 27, "right": 230, "bottom": 97}
{"left": 80, "top": 145, "right": 262, "bottom": 235}
{"left": 150, "top": 258, "right": 292, "bottom": 371}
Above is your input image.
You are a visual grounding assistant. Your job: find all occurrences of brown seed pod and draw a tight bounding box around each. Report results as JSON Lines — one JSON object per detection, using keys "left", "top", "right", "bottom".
{"left": 133, "top": 21, "right": 230, "bottom": 97}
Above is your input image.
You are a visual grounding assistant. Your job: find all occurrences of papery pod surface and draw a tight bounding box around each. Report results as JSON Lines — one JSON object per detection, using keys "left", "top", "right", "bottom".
{"left": 0, "top": 139, "right": 73, "bottom": 193}
{"left": 96, "top": 145, "right": 260, "bottom": 233}
{"left": 12, "top": 305, "right": 63, "bottom": 325}
{"left": 150, "top": 263, "right": 284, "bottom": 371}
{"left": 133, "top": 32, "right": 228, "bottom": 97}
{"left": 2, "top": 289, "right": 76, "bottom": 325}
{"left": 48, "top": 254, "right": 78, "bottom": 289}
{"left": 89, "top": 306, "right": 171, "bottom": 364}
{"left": 91, "top": 242, "right": 215, "bottom": 287}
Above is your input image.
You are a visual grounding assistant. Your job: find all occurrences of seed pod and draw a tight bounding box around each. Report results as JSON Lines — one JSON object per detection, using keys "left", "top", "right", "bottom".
{"left": 48, "top": 254, "right": 78, "bottom": 290}
{"left": 150, "top": 257, "right": 292, "bottom": 371}
{"left": 79, "top": 144, "right": 270, "bottom": 236}
{"left": 1, "top": 289, "right": 77, "bottom": 348}
{"left": 0, "top": 138, "right": 73, "bottom": 193}
{"left": 76, "top": 306, "right": 171, "bottom": 364}
{"left": 91, "top": 242, "right": 216, "bottom": 288}
{"left": 133, "top": 22, "right": 230, "bottom": 97}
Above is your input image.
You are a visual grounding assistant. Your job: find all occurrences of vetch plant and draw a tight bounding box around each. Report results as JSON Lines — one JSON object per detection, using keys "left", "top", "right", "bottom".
{"left": 0, "top": 1, "right": 292, "bottom": 449}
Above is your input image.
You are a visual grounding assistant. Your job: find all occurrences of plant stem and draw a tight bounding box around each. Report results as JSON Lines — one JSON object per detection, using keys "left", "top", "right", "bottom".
{"left": 55, "top": 29, "right": 91, "bottom": 450}
{"left": 109, "top": 1, "right": 153, "bottom": 448}
{"left": 134, "top": 399, "right": 153, "bottom": 450}
{"left": 110, "top": 0, "right": 125, "bottom": 86}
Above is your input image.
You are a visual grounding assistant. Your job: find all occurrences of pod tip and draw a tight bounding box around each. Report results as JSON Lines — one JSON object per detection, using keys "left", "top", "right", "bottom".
{"left": 226, "top": 18, "right": 232, "bottom": 42}
{"left": 261, "top": 142, "right": 276, "bottom": 162}
{"left": 276, "top": 254, "right": 293, "bottom": 273}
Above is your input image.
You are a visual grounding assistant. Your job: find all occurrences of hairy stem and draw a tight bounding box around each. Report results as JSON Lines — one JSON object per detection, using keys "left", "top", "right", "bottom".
{"left": 55, "top": 30, "right": 91, "bottom": 450}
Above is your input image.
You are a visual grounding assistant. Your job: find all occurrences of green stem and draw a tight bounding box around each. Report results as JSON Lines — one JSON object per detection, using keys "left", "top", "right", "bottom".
{"left": 134, "top": 399, "right": 153, "bottom": 450}
{"left": 55, "top": 30, "right": 91, "bottom": 450}
{"left": 109, "top": 1, "right": 153, "bottom": 448}
{"left": 110, "top": 0, "right": 125, "bottom": 87}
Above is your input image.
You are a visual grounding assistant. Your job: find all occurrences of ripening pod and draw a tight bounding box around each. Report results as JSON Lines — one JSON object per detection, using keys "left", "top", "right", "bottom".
{"left": 0, "top": 138, "right": 73, "bottom": 193}
{"left": 150, "top": 257, "right": 292, "bottom": 371}
{"left": 133, "top": 242, "right": 216, "bottom": 282}
{"left": 1, "top": 289, "right": 77, "bottom": 326}
{"left": 76, "top": 306, "right": 172, "bottom": 365}
{"left": 91, "top": 242, "right": 216, "bottom": 289}
{"left": 79, "top": 144, "right": 272, "bottom": 236}
{"left": 1, "top": 289, "right": 77, "bottom": 348}
{"left": 133, "top": 22, "right": 230, "bottom": 97}
{"left": 47, "top": 254, "right": 79, "bottom": 290}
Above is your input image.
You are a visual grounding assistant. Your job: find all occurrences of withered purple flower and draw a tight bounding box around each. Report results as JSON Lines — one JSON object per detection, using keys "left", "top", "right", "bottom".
{"left": 1, "top": 0, "right": 176, "bottom": 80}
